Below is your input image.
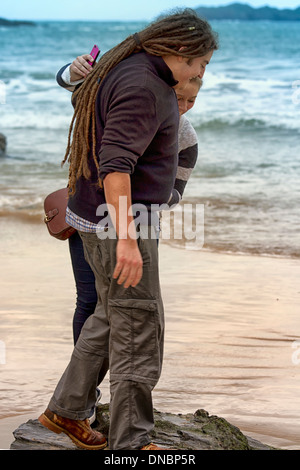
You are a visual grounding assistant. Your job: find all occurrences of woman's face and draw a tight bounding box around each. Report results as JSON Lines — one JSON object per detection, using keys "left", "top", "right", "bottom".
{"left": 175, "top": 81, "right": 200, "bottom": 115}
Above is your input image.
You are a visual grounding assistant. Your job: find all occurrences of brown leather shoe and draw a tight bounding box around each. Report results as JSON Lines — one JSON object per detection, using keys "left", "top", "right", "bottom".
{"left": 38, "top": 408, "right": 107, "bottom": 450}
{"left": 141, "top": 442, "right": 175, "bottom": 450}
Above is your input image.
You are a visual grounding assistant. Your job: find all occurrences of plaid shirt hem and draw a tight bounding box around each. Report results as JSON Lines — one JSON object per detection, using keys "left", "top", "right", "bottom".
{"left": 66, "top": 206, "right": 99, "bottom": 233}
{"left": 66, "top": 206, "right": 160, "bottom": 235}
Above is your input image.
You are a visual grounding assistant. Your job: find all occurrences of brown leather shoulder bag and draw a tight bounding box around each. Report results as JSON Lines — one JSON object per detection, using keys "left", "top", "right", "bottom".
{"left": 44, "top": 188, "right": 76, "bottom": 240}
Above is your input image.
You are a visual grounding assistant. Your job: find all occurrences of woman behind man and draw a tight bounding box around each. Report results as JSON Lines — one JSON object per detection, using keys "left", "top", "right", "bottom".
{"left": 58, "top": 60, "right": 202, "bottom": 344}
{"left": 59, "top": 61, "right": 203, "bottom": 426}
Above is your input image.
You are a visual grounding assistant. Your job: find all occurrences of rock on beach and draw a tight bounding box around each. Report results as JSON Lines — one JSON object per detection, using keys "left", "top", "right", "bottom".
{"left": 10, "top": 405, "right": 275, "bottom": 450}
{"left": 0, "top": 133, "right": 6, "bottom": 157}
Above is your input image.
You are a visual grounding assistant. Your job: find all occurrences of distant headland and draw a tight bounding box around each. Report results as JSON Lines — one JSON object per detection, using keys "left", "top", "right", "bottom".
{"left": 195, "top": 2, "right": 300, "bottom": 21}
{"left": 1, "top": 3, "right": 300, "bottom": 24}
{"left": 0, "top": 17, "right": 35, "bottom": 26}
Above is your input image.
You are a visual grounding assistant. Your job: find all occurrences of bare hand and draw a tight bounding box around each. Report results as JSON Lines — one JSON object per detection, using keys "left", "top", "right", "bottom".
{"left": 69, "top": 54, "right": 94, "bottom": 81}
{"left": 113, "top": 239, "right": 143, "bottom": 288}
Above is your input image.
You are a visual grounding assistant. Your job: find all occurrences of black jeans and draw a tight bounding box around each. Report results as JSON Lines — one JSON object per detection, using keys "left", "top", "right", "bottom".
{"left": 68, "top": 231, "right": 97, "bottom": 344}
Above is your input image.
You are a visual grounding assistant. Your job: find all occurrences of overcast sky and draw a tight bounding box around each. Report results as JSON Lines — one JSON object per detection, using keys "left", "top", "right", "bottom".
{"left": 2, "top": 0, "right": 300, "bottom": 21}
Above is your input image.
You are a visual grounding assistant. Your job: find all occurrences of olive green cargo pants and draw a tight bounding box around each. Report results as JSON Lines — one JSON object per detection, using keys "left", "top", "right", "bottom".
{"left": 48, "top": 227, "right": 164, "bottom": 450}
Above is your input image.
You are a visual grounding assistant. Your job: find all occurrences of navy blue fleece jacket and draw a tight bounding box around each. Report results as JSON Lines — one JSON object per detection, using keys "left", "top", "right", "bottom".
{"left": 62, "top": 52, "right": 179, "bottom": 224}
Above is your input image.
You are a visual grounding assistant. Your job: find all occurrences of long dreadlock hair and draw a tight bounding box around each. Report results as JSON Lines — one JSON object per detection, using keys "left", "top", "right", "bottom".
{"left": 62, "top": 8, "right": 218, "bottom": 194}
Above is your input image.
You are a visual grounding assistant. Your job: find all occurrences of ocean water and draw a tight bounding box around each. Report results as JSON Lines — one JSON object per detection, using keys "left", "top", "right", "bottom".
{"left": 0, "top": 19, "right": 299, "bottom": 258}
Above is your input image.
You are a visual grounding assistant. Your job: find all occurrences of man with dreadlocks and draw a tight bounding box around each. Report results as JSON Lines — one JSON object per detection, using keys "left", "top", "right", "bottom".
{"left": 39, "top": 9, "right": 218, "bottom": 450}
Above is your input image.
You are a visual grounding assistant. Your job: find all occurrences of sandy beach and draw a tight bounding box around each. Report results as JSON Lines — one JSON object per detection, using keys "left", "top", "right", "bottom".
{"left": 1, "top": 217, "right": 300, "bottom": 450}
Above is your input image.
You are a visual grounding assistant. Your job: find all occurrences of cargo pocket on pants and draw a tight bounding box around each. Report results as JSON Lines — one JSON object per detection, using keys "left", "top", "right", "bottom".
{"left": 108, "top": 298, "right": 161, "bottom": 383}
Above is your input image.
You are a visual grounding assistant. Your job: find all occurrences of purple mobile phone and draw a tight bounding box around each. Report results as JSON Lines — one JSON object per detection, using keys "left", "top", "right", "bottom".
{"left": 88, "top": 45, "right": 100, "bottom": 66}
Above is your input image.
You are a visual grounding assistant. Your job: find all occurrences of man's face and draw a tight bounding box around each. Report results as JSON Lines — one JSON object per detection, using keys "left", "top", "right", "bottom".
{"left": 164, "top": 50, "right": 213, "bottom": 87}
